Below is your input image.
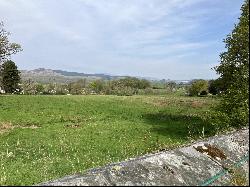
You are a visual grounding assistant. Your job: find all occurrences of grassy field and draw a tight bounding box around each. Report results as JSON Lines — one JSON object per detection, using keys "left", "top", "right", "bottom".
{"left": 0, "top": 94, "right": 218, "bottom": 185}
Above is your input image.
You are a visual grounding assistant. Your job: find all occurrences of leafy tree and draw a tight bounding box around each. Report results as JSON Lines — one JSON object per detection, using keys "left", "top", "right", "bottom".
{"left": 0, "top": 22, "right": 22, "bottom": 64}
{"left": 165, "top": 81, "right": 177, "bottom": 92}
{"left": 35, "top": 84, "right": 45, "bottom": 94}
{"left": 20, "top": 79, "right": 37, "bottom": 95}
{"left": 0, "top": 60, "right": 21, "bottom": 93}
{"left": 75, "top": 79, "right": 87, "bottom": 88}
{"left": 213, "top": 0, "right": 249, "bottom": 127}
{"left": 108, "top": 77, "right": 151, "bottom": 96}
{"left": 110, "top": 77, "right": 137, "bottom": 95}
{"left": 112, "top": 77, "right": 150, "bottom": 89}
{"left": 139, "top": 79, "right": 151, "bottom": 89}
{"left": 0, "top": 21, "right": 22, "bottom": 90}
{"left": 88, "top": 79, "right": 104, "bottom": 94}
{"left": 120, "top": 77, "right": 140, "bottom": 88}
{"left": 188, "top": 79, "right": 208, "bottom": 96}
{"left": 208, "top": 79, "right": 224, "bottom": 95}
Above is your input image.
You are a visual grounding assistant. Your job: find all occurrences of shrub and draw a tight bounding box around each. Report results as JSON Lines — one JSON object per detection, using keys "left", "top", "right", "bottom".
{"left": 188, "top": 80, "right": 208, "bottom": 96}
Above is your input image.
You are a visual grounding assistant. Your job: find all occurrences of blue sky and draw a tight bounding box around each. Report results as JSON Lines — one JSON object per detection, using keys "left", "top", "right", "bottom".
{"left": 0, "top": 0, "right": 244, "bottom": 80}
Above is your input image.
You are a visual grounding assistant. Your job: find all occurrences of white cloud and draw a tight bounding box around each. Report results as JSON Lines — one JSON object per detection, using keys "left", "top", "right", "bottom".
{"left": 0, "top": 0, "right": 244, "bottom": 79}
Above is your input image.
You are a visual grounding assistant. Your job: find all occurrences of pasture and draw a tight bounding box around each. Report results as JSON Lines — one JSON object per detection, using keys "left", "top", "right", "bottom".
{"left": 0, "top": 94, "right": 217, "bottom": 185}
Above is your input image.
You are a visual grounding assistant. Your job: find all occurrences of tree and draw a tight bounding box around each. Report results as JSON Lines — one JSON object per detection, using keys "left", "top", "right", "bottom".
{"left": 110, "top": 77, "right": 139, "bottom": 96}
{"left": 208, "top": 79, "right": 225, "bottom": 95}
{"left": 35, "top": 84, "right": 45, "bottom": 94}
{"left": 0, "top": 21, "right": 22, "bottom": 90}
{"left": 20, "top": 79, "right": 37, "bottom": 95}
{"left": 0, "top": 22, "right": 22, "bottom": 64}
{"left": 88, "top": 79, "right": 104, "bottom": 94}
{"left": 165, "top": 81, "right": 177, "bottom": 92}
{"left": 213, "top": 0, "right": 249, "bottom": 127}
{"left": 0, "top": 60, "right": 21, "bottom": 93}
{"left": 188, "top": 79, "right": 208, "bottom": 96}
{"left": 139, "top": 79, "right": 151, "bottom": 89}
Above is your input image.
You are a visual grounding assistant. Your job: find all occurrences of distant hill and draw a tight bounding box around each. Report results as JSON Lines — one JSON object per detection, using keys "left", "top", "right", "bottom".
{"left": 20, "top": 68, "right": 191, "bottom": 84}
{"left": 53, "top": 70, "right": 121, "bottom": 80}
{"left": 20, "top": 68, "right": 127, "bottom": 83}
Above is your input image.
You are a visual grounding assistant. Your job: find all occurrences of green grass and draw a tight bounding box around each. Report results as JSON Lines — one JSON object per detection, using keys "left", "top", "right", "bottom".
{"left": 0, "top": 94, "right": 217, "bottom": 185}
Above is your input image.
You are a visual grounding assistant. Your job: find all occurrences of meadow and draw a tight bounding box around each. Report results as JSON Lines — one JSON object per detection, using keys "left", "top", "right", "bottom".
{"left": 0, "top": 94, "right": 218, "bottom": 185}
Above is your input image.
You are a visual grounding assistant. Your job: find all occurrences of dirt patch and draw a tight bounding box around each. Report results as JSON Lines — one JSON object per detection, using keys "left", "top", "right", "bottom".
{"left": 19, "top": 125, "right": 40, "bottom": 129}
{"left": 0, "top": 122, "right": 40, "bottom": 134}
{"left": 191, "top": 101, "right": 204, "bottom": 108}
{"left": 148, "top": 99, "right": 206, "bottom": 108}
{"left": 65, "top": 124, "right": 81, "bottom": 128}
{"left": 147, "top": 99, "right": 171, "bottom": 107}
{"left": 156, "top": 100, "right": 171, "bottom": 106}
{"left": 0, "top": 122, "right": 14, "bottom": 134}
{"left": 194, "top": 143, "right": 227, "bottom": 160}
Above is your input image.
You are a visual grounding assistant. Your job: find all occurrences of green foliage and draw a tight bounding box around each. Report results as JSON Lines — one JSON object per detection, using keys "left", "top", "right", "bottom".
{"left": 213, "top": 0, "right": 249, "bottom": 127}
{"left": 18, "top": 77, "right": 153, "bottom": 96}
{"left": 67, "top": 82, "right": 82, "bottom": 95}
{"left": 111, "top": 86, "right": 135, "bottom": 96}
{"left": 165, "top": 81, "right": 177, "bottom": 92}
{"left": 35, "top": 84, "right": 45, "bottom": 94}
{"left": 0, "top": 22, "right": 22, "bottom": 93}
{"left": 0, "top": 22, "right": 22, "bottom": 64}
{"left": 88, "top": 79, "right": 105, "bottom": 94}
{"left": 20, "top": 79, "right": 47, "bottom": 95}
{"left": 109, "top": 77, "right": 151, "bottom": 96}
{"left": 0, "top": 60, "right": 20, "bottom": 93}
{"left": 139, "top": 79, "right": 151, "bottom": 89}
{"left": 18, "top": 77, "right": 190, "bottom": 97}
{"left": 208, "top": 79, "right": 225, "bottom": 95}
{"left": 67, "top": 79, "right": 87, "bottom": 95}
{"left": 188, "top": 79, "right": 209, "bottom": 96}
{"left": 18, "top": 76, "right": 193, "bottom": 96}
{"left": 20, "top": 79, "right": 36, "bottom": 95}
{"left": 112, "top": 77, "right": 150, "bottom": 89}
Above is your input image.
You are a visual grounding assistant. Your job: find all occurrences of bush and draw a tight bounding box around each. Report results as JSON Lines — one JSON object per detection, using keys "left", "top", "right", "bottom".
{"left": 111, "top": 86, "right": 136, "bottom": 96}
{"left": 208, "top": 79, "right": 225, "bottom": 95}
{"left": 188, "top": 79, "right": 209, "bottom": 96}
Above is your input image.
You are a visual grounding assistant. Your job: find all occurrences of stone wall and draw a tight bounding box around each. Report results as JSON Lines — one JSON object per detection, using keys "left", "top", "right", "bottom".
{"left": 38, "top": 128, "right": 249, "bottom": 186}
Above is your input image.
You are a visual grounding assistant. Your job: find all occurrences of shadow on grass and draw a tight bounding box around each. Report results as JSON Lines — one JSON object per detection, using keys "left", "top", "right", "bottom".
{"left": 143, "top": 112, "right": 216, "bottom": 141}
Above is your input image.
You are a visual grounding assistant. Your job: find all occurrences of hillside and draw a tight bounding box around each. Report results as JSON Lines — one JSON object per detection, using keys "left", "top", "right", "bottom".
{"left": 20, "top": 68, "right": 126, "bottom": 83}
{"left": 20, "top": 68, "right": 191, "bottom": 84}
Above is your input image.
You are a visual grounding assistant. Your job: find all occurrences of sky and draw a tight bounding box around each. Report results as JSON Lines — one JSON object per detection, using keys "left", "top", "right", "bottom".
{"left": 0, "top": 0, "right": 244, "bottom": 80}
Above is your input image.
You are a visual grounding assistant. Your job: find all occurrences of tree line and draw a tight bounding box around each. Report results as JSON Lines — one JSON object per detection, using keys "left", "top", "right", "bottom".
{"left": 17, "top": 77, "right": 153, "bottom": 96}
